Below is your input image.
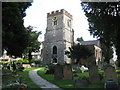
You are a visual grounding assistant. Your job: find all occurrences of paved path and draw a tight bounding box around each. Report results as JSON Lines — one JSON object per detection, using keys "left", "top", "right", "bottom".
{"left": 29, "top": 68, "right": 63, "bottom": 90}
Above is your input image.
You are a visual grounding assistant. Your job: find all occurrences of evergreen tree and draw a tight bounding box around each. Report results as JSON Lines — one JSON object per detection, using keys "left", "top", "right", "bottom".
{"left": 81, "top": 2, "right": 120, "bottom": 65}
{"left": 76, "top": 37, "right": 84, "bottom": 42}
{"left": 65, "top": 44, "right": 92, "bottom": 64}
{"left": 2, "top": 2, "right": 32, "bottom": 57}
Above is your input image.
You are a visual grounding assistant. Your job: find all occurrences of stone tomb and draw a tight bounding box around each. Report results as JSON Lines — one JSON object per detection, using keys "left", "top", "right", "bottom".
{"left": 63, "top": 64, "right": 73, "bottom": 80}
{"left": 104, "top": 64, "right": 118, "bottom": 82}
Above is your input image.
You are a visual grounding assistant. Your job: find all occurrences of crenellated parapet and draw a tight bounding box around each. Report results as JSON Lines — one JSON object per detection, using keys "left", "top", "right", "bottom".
{"left": 47, "top": 9, "right": 73, "bottom": 19}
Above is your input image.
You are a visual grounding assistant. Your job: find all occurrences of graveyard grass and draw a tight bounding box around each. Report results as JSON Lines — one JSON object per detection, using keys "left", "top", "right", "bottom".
{"left": 17, "top": 67, "right": 40, "bottom": 88}
{"left": 3, "top": 67, "right": 40, "bottom": 89}
{"left": 3, "top": 66, "right": 120, "bottom": 89}
{"left": 37, "top": 68, "right": 105, "bottom": 88}
{"left": 37, "top": 68, "right": 74, "bottom": 88}
{"left": 117, "top": 69, "right": 120, "bottom": 84}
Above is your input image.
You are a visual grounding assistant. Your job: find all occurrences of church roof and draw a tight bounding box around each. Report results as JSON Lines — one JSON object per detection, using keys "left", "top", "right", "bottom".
{"left": 75, "top": 40, "right": 100, "bottom": 47}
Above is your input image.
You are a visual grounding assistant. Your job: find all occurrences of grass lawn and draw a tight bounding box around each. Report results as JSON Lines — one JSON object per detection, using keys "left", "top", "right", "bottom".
{"left": 2, "top": 67, "right": 41, "bottom": 89}
{"left": 37, "top": 68, "right": 105, "bottom": 89}
{"left": 17, "top": 67, "right": 41, "bottom": 88}
{"left": 37, "top": 68, "right": 74, "bottom": 88}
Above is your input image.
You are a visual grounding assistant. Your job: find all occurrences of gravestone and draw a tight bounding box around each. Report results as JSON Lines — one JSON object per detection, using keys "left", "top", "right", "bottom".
{"left": 72, "top": 64, "right": 82, "bottom": 73}
{"left": 88, "top": 57, "right": 100, "bottom": 83}
{"left": 104, "top": 64, "right": 118, "bottom": 82}
{"left": 89, "top": 65, "right": 100, "bottom": 83}
{"left": 104, "top": 80, "right": 119, "bottom": 90}
{"left": 54, "top": 64, "right": 63, "bottom": 80}
{"left": 63, "top": 64, "right": 73, "bottom": 80}
{"left": 75, "top": 68, "right": 82, "bottom": 73}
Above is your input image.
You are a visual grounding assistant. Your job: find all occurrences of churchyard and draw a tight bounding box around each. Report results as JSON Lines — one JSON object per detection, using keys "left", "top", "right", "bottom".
{"left": 37, "top": 64, "right": 120, "bottom": 89}
{"left": 1, "top": 58, "right": 120, "bottom": 89}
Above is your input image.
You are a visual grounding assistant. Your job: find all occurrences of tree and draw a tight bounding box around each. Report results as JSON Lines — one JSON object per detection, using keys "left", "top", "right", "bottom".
{"left": 24, "top": 26, "right": 41, "bottom": 64}
{"left": 65, "top": 44, "right": 92, "bottom": 64}
{"left": 81, "top": 2, "right": 120, "bottom": 65}
{"left": 66, "top": 44, "right": 100, "bottom": 83}
{"left": 2, "top": 2, "right": 32, "bottom": 57}
{"left": 76, "top": 37, "right": 84, "bottom": 42}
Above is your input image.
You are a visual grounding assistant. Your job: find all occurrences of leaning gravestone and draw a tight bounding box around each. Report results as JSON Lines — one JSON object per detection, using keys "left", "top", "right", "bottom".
{"left": 63, "top": 64, "right": 73, "bottom": 80}
{"left": 54, "top": 64, "right": 63, "bottom": 80}
{"left": 104, "top": 64, "right": 118, "bottom": 82}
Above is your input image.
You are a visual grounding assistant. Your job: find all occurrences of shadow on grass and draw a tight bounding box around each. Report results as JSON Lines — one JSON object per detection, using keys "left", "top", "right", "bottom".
{"left": 37, "top": 68, "right": 105, "bottom": 89}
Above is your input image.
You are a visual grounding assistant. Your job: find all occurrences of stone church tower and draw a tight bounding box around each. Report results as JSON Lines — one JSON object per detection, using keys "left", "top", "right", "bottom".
{"left": 43, "top": 9, "right": 74, "bottom": 64}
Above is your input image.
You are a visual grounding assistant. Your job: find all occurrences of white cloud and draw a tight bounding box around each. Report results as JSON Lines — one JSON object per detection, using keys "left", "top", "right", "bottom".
{"left": 24, "top": 0, "right": 96, "bottom": 41}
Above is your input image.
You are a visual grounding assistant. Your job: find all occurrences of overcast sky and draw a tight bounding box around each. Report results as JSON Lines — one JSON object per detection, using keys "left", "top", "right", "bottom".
{"left": 23, "top": 0, "right": 97, "bottom": 42}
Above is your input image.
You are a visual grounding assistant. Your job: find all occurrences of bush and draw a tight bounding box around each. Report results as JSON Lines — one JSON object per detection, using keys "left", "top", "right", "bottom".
{"left": 16, "top": 58, "right": 29, "bottom": 64}
{"left": 22, "top": 59, "right": 29, "bottom": 64}
{"left": 31, "top": 59, "right": 41, "bottom": 64}
{"left": 16, "top": 59, "right": 23, "bottom": 64}
{"left": 34, "top": 60, "right": 41, "bottom": 64}
{"left": 45, "top": 64, "right": 55, "bottom": 74}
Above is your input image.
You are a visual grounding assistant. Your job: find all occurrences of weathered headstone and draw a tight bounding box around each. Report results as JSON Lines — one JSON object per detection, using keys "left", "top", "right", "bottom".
{"left": 104, "top": 80, "right": 119, "bottom": 89}
{"left": 88, "top": 65, "right": 100, "bottom": 83}
{"left": 104, "top": 64, "right": 118, "bottom": 82}
{"left": 75, "top": 68, "right": 82, "bottom": 73}
{"left": 54, "top": 64, "right": 63, "bottom": 80}
{"left": 63, "top": 64, "right": 73, "bottom": 80}
{"left": 72, "top": 64, "right": 82, "bottom": 73}
{"left": 88, "top": 56, "right": 100, "bottom": 83}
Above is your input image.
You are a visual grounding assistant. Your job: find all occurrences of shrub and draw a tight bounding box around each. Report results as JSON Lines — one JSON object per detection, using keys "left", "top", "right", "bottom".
{"left": 45, "top": 64, "right": 55, "bottom": 74}
{"left": 22, "top": 59, "right": 29, "bottom": 64}
{"left": 34, "top": 60, "right": 41, "bottom": 64}
{"left": 17, "top": 59, "right": 23, "bottom": 64}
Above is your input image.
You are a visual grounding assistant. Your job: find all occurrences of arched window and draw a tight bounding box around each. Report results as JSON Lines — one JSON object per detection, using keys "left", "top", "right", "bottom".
{"left": 53, "top": 46, "right": 57, "bottom": 54}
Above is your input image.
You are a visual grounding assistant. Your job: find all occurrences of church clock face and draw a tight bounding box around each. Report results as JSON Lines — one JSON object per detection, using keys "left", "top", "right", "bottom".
{"left": 52, "top": 17, "right": 58, "bottom": 26}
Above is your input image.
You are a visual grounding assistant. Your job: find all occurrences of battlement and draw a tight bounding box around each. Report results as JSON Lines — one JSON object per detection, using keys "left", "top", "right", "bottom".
{"left": 47, "top": 9, "right": 73, "bottom": 19}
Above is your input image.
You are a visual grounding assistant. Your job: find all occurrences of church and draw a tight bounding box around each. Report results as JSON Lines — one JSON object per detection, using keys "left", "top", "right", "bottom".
{"left": 42, "top": 9, "right": 102, "bottom": 67}
{"left": 42, "top": 9, "right": 74, "bottom": 64}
